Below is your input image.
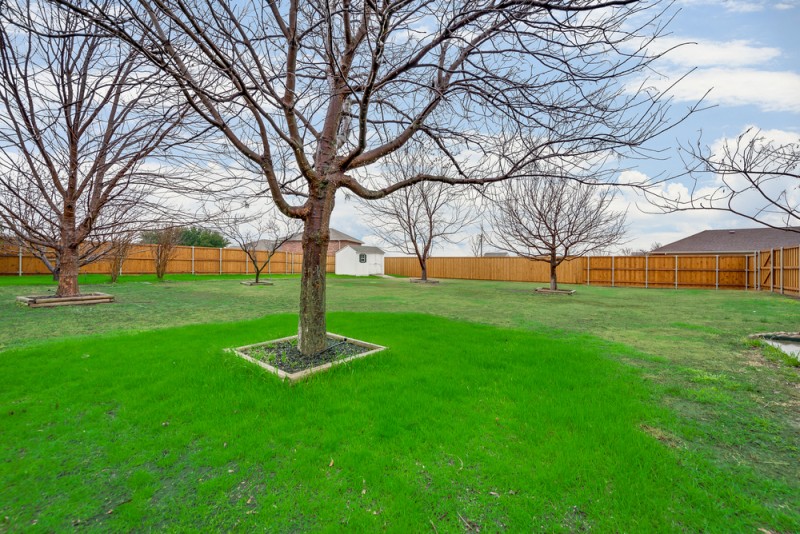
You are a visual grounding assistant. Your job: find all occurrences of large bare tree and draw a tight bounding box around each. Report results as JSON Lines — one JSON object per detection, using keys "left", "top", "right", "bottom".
{"left": 0, "top": 1, "right": 191, "bottom": 297}
{"left": 56, "top": 0, "right": 688, "bottom": 353}
{"left": 359, "top": 148, "right": 477, "bottom": 281}
{"left": 490, "top": 175, "right": 627, "bottom": 290}
{"left": 654, "top": 128, "right": 800, "bottom": 229}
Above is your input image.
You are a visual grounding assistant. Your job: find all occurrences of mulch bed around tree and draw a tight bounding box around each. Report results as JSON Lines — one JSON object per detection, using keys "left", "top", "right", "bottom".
{"left": 231, "top": 334, "right": 386, "bottom": 382}
{"left": 239, "top": 280, "right": 274, "bottom": 286}
{"left": 410, "top": 279, "right": 440, "bottom": 284}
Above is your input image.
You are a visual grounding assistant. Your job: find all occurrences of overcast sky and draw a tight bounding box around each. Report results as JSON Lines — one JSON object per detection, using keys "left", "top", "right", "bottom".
{"left": 330, "top": 0, "right": 800, "bottom": 256}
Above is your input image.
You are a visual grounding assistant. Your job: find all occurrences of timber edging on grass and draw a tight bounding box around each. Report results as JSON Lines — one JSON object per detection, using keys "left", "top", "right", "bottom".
{"left": 15, "top": 292, "right": 115, "bottom": 307}
{"left": 229, "top": 333, "right": 386, "bottom": 382}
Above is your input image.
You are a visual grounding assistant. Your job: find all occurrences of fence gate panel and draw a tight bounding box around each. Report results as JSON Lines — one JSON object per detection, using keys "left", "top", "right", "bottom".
{"left": 760, "top": 250, "right": 773, "bottom": 290}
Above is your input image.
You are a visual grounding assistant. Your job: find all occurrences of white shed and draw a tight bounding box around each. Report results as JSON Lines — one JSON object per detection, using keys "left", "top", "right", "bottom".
{"left": 335, "top": 245, "right": 385, "bottom": 276}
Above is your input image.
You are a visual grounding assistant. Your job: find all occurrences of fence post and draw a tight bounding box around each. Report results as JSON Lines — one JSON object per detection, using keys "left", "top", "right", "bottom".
{"left": 191, "top": 246, "right": 195, "bottom": 275}
{"left": 611, "top": 256, "right": 615, "bottom": 287}
{"left": 715, "top": 255, "right": 719, "bottom": 290}
{"left": 586, "top": 256, "right": 590, "bottom": 286}
{"left": 268, "top": 255, "right": 271, "bottom": 274}
{"left": 18, "top": 245, "right": 22, "bottom": 276}
{"left": 291, "top": 252, "right": 294, "bottom": 274}
{"left": 770, "top": 248, "right": 774, "bottom": 292}
{"left": 744, "top": 255, "right": 748, "bottom": 291}
{"left": 645, "top": 254, "right": 648, "bottom": 289}
{"left": 756, "top": 251, "right": 761, "bottom": 291}
{"left": 219, "top": 248, "right": 223, "bottom": 274}
{"left": 245, "top": 252, "right": 249, "bottom": 275}
{"left": 674, "top": 255, "right": 678, "bottom": 289}
{"left": 780, "top": 247, "right": 784, "bottom": 295}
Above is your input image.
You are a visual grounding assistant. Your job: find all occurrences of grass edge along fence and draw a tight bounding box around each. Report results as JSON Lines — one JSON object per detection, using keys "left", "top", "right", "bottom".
{"left": 385, "top": 246, "right": 800, "bottom": 297}
{"left": 0, "top": 244, "right": 335, "bottom": 277}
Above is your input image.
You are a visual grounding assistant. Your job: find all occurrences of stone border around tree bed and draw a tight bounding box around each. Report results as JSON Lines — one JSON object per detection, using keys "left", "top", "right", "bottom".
{"left": 16, "top": 293, "right": 115, "bottom": 308}
{"left": 228, "top": 333, "right": 386, "bottom": 382}
{"left": 239, "top": 280, "right": 274, "bottom": 286}
{"left": 410, "top": 279, "right": 440, "bottom": 284}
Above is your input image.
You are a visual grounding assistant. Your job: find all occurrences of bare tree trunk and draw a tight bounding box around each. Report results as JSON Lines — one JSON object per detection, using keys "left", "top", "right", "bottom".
{"left": 57, "top": 245, "right": 80, "bottom": 297}
{"left": 419, "top": 258, "right": 428, "bottom": 281}
{"left": 56, "top": 206, "right": 80, "bottom": 296}
{"left": 549, "top": 253, "right": 558, "bottom": 291}
{"left": 297, "top": 192, "right": 335, "bottom": 355}
{"left": 254, "top": 263, "right": 262, "bottom": 283}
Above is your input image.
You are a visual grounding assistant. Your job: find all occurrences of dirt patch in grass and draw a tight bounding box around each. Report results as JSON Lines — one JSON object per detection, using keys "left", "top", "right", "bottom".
{"left": 641, "top": 424, "right": 683, "bottom": 449}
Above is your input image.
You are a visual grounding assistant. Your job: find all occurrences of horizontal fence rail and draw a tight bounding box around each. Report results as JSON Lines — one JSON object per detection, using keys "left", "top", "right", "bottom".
{"left": 385, "top": 246, "right": 800, "bottom": 297}
{"left": 0, "top": 244, "right": 335, "bottom": 277}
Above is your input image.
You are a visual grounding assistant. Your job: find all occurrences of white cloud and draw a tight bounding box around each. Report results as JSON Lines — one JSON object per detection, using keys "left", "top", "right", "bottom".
{"left": 657, "top": 38, "right": 781, "bottom": 68}
{"left": 677, "top": 0, "right": 765, "bottom": 13}
{"left": 643, "top": 68, "right": 800, "bottom": 113}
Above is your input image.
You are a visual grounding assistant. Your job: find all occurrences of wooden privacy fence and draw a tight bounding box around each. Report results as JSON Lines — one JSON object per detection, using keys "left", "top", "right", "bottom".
{"left": 385, "top": 246, "right": 800, "bottom": 297}
{"left": 0, "top": 244, "right": 335, "bottom": 276}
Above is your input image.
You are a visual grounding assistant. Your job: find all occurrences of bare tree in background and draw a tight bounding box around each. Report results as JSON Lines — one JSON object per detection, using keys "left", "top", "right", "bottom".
{"left": 620, "top": 242, "right": 662, "bottom": 256}
{"left": 360, "top": 150, "right": 477, "bottom": 281}
{"left": 653, "top": 129, "right": 800, "bottom": 229}
{"left": 491, "top": 175, "right": 627, "bottom": 290}
{"left": 57, "top": 0, "right": 691, "bottom": 353}
{"left": 150, "top": 227, "right": 183, "bottom": 280}
{"left": 470, "top": 223, "right": 488, "bottom": 258}
{"left": 108, "top": 232, "right": 136, "bottom": 283}
{"left": 220, "top": 208, "right": 301, "bottom": 284}
{"left": 0, "top": 2, "right": 192, "bottom": 297}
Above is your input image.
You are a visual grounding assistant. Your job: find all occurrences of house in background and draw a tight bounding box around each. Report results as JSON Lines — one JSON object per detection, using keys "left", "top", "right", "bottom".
{"left": 253, "top": 228, "right": 363, "bottom": 254}
{"left": 651, "top": 227, "right": 800, "bottom": 255}
{"left": 335, "top": 245, "right": 385, "bottom": 276}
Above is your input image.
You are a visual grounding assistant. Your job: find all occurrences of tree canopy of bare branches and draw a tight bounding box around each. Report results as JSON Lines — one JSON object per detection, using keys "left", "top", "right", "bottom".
{"left": 54, "top": 0, "right": 690, "bottom": 352}
{"left": 0, "top": 1, "right": 192, "bottom": 296}
{"left": 652, "top": 129, "right": 800, "bottom": 230}
{"left": 490, "top": 176, "right": 627, "bottom": 290}
{"left": 360, "top": 150, "right": 477, "bottom": 281}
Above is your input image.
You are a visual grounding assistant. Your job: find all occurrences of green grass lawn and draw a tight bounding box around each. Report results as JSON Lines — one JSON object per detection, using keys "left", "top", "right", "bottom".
{"left": 1, "top": 275, "right": 798, "bottom": 531}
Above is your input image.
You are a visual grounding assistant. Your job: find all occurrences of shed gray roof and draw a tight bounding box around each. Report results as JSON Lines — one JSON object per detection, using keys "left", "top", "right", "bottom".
{"left": 287, "top": 228, "right": 363, "bottom": 244}
{"left": 651, "top": 227, "right": 800, "bottom": 254}
{"left": 344, "top": 245, "right": 385, "bottom": 255}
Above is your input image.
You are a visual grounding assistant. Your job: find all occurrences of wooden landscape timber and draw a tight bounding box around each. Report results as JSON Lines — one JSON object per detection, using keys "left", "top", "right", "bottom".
{"left": 16, "top": 293, "right": 114, "bottom": 308}
{"left": 229, "top": 333, "right": 386, "bottom": 383}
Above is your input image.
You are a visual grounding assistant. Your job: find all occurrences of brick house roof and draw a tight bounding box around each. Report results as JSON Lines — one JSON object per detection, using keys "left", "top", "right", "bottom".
{"left": 651, "top": 227, "right": 800, "bottom": 254}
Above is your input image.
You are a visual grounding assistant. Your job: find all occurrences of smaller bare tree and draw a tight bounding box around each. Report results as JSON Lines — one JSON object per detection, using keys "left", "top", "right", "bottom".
{"left": 469, "top": 223, "right": 488, "bottom": 258}
{"left": 108, "top": 235, "right": 135, "bottom": 283}
{"left": 147, "top": 227, "right": 183, "bottom": 280}
{"left": 359, "top": 151, "right": 478, "bottom": 282}
{"left": 620, "top": 242, "right": 662, "bottom": 256}
{"left": 219, "top": 208, "right": 301, "bottom": 284}
{"left": 491, "top": 176, "right": 627, "bottom": 290}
